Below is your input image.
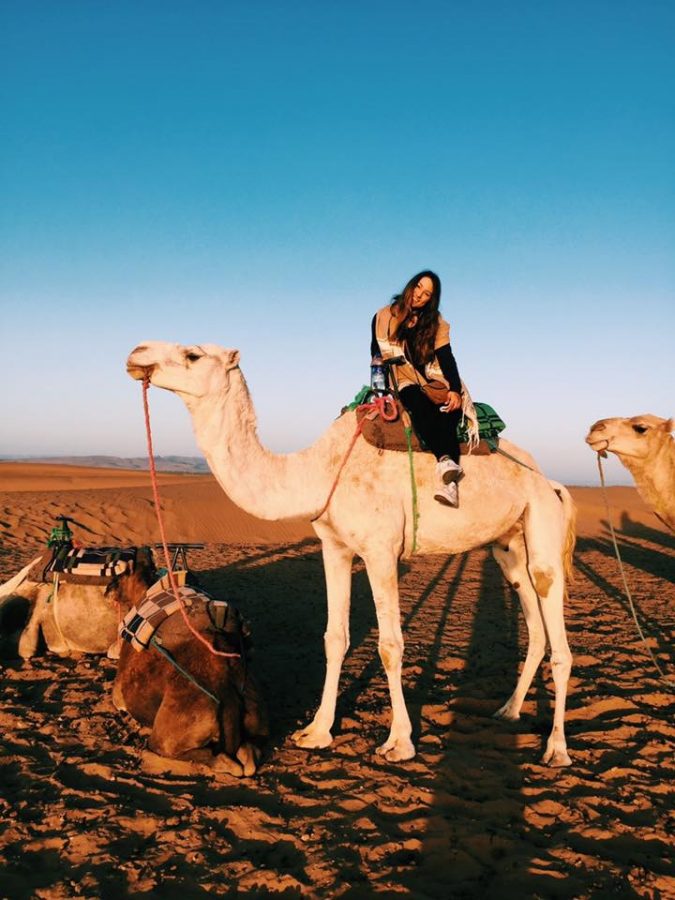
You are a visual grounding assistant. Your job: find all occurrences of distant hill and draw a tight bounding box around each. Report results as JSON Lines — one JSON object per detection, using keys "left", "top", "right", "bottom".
{"left": 0, "top": 455, "right": 210, "bottom": 474}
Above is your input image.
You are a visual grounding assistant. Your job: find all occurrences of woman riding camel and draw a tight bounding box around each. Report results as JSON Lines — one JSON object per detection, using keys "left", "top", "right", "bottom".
{"left": 371, "top": 270, "right": 464, "bottom": 507}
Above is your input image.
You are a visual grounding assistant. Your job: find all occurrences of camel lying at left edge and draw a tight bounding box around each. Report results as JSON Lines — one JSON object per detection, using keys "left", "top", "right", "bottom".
{"left": 0, "top": 552, "right": 148, "bottom": 659}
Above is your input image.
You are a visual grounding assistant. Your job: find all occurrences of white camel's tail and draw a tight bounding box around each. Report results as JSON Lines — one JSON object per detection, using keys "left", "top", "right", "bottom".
{"left": 0, "top": 555, "right": 42, "bottom": 605}
{"left": 549, "top": 481, "right": 577, "bottom": 587}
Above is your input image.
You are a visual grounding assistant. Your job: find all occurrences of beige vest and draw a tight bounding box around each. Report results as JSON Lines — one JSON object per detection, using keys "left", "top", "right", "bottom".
{"left": 374, "top": 305, "right": 450, "bottom": 391}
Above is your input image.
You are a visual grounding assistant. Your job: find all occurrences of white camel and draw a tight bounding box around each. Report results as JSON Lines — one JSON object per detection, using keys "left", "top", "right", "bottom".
{"left": 586, "top": 415, "right": 674, "bottom": 532}
{"left": 127, "top": 342, "right": 576, "bottom": 766}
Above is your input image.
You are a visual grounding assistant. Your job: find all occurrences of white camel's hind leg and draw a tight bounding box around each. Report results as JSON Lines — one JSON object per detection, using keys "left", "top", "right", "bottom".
{"left": 492, "top": 526, "right": 547, "bottom": 721}
{"left": 293, "top": 536, "right": 353, "bottom": 750}
{"left": 523, "top": 500, "right": 573, "bottom": 767}
{"left": 363, "top": 550, "right": 414, "bottom": 762}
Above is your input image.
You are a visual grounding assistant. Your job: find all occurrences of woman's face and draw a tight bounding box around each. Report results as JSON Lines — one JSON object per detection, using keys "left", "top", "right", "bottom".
{"left": 411, "top": 276, "right": 434, "bottom": 309}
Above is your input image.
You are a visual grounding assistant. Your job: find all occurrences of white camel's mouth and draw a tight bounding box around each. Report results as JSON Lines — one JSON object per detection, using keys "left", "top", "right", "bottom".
{"left": 126, "top": 361, "right": 155, "bottom": 382}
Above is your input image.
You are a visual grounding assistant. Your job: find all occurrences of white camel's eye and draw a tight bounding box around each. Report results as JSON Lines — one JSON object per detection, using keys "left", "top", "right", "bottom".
{"left": 185, "top": 351, "right": 202, "bottom": 363}
{"left": 632, "top": 424, "right": 648, "bottom": 434}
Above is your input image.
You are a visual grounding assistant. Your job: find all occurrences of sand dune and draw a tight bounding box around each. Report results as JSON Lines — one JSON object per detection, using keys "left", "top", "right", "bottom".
{"left": 1, "top": 465, "right": 673, "bottom": 897}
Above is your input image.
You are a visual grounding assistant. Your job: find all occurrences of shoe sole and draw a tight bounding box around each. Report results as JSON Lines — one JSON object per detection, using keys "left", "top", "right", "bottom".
{"left": 434, "top": 493, "right": 459, "bottom": 508}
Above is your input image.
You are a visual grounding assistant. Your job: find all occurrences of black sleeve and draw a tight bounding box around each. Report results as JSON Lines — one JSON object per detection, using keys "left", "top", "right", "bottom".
{"left": 436, "top": 344, "right": 462, "bottom": 393}
{"left": 370, "top": 314, "right": 380, "bottom": 358}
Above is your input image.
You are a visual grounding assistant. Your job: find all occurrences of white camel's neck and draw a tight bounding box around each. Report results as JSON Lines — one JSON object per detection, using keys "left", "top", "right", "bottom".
{"left": 185, "top": 368, "right": 342, "bottom": 521}
{"left": 621, "top": 442, "right": 675, "bottom": 529}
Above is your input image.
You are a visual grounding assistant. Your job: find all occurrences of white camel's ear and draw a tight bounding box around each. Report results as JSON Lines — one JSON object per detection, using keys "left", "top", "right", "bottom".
{"left": 222, "top": 350, "right": 240, "bottom": 371}
{"left": 665, "top": 418, "right": 674, "bottom": 434}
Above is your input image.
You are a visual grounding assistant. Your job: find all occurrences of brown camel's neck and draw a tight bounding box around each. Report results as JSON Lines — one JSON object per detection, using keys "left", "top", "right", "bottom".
{"left": 185, "top": 368, "right": 342, "bottom": 521}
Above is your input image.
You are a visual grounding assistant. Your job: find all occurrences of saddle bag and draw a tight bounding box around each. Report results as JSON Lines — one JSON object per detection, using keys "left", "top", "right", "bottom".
{"left": 420, "top": 379, "right": 449, "bottom": 405}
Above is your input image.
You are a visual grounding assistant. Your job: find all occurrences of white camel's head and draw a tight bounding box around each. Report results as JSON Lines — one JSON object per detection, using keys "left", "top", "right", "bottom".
{"left": 585, "top": 414, "right": 674, "bottom": 461}
{"left": 126, "top": 342, "right": 241, "bottom": 400}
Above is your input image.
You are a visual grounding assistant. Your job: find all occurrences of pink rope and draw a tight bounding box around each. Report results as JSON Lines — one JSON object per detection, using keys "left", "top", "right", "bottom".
{"left": 311, "top": 396, "right": 399, "bottom": 522}
{"left": 142, "top": 377, "right": 239, "bottom": 659}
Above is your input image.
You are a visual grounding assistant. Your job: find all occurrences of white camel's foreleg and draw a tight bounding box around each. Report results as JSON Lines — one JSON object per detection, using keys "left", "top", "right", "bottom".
{"left": 492, "top": 529, "right": 547, "bottom": 721}
{"left": 293, "top": 537, "right": 353, "bottom": 750}
{"left": 363, "top": 550, "right": 414, "bottom": 762}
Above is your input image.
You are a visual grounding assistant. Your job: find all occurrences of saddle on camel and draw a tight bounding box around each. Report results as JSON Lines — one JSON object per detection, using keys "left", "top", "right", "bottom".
{"left": 354, "top": 393, "right": 506, "bottom": 457}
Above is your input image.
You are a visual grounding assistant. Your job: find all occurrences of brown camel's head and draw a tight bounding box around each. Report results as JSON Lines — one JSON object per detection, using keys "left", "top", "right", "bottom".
{"left": 585, "top": 415, "right": 674, "bottom": 462}
{"left": 127, "top": 342, "right": 241, "bottom": 401}
{"left": 105, "top": 546, "right": 158, "bottom": 609}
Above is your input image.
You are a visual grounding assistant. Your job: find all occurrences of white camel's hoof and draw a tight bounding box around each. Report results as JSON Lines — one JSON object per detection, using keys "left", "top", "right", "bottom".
{"left": 292, "top": 726, "right": 333, "bottom": 750}
{"left": 493, "top": 702, "right": 520, "bottom": 722}
{"left": 376, "top": 737, "right": 415, "bottom": 762}
{"left": 542, "top": 744, "right": 572, "bottom": 767}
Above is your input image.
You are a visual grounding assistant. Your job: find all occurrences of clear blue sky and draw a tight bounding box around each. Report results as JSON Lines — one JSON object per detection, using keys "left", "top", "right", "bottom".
{"left": 1, "top": 1, "right": 673, "bottom": 484}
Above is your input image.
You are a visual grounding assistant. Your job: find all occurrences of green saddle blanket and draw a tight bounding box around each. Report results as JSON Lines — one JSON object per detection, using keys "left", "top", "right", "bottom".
{"left": 458, "top": 402, "right": 506, "bottom": 451}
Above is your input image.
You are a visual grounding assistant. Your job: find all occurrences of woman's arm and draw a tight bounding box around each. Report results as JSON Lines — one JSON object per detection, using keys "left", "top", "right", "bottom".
{"left": 436, "top": 344, "right": 462, "bottom": 393}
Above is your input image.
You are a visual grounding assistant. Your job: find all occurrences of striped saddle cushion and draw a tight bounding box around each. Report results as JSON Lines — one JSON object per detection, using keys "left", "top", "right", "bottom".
{"left": 120, "top": 578, "right": 230, "bottom": 653}
{"left": 41, "top": 546, "right": 137, "bottom": 585}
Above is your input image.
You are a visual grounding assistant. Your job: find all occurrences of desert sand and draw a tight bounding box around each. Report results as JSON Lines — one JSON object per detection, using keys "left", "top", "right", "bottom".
{"left": 0, "top": 464, "right": 673, "bottom": 898}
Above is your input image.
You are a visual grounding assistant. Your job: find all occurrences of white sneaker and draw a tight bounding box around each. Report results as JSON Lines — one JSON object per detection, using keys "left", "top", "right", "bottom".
{"left": 434, "top": 482, "right": 459, "bottom": 508}
{"left": 436, "top": 457, "right": 463, "bottom": 484}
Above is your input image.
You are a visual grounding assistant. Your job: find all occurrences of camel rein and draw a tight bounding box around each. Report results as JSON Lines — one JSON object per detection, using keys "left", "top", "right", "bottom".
{"left": 141, "top": 377, "right": 240, "bottom": 661}
{"left": 311, "top": 395, "right": 420, "bottom": 553}
{"left": 595, "top": 454, "right": 673, "bottom": 687}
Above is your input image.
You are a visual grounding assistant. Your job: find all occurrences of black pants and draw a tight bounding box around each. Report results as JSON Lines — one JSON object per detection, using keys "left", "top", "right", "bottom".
{"left": 399, "top": 385, "right": 461, "bottom": 463}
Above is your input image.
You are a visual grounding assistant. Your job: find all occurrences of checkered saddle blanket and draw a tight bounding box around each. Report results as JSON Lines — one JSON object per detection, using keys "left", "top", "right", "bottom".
{"left": 120, "top": 579, "right": 231, "bottom": 653}
{"left": 38, "top": 545, "right": 137, "bottom": 586}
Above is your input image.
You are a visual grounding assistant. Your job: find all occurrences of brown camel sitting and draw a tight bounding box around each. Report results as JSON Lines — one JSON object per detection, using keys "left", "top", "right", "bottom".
{"left": 112, "top": 577, "right": 268, "bottom": 778}
{"left": 0, "top": 548, "right": 152, "bottom": 659}
{"left": 586, "top": 414, "right": 674, "bottom": 531}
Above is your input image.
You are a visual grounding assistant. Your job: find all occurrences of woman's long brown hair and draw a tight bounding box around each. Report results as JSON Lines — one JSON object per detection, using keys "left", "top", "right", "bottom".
{"left": 390, "top": 270, "right": 442, "bottom": 364}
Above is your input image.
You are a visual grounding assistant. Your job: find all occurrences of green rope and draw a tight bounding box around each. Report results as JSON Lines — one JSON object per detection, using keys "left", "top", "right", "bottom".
{"left": 404, "top": 425, "right": 419, "bottom": 554}
{"left": 495, "top": 446, "right": 537, "bottom": 472}
{"left": 150, "top": 635, "right": 220, "bottom": 705}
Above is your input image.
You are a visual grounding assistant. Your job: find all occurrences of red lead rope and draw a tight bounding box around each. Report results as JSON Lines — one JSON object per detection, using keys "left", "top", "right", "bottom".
{"left": 142, "top": 377, "right": 239, "bottom": 659}
{"left": 311, "top": 394, "right": 399, "bottom": 522}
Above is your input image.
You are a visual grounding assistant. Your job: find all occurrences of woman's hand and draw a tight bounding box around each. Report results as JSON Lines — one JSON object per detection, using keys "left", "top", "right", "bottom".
{"left": 442, "top": 391, "right": 462, "bottom": 412}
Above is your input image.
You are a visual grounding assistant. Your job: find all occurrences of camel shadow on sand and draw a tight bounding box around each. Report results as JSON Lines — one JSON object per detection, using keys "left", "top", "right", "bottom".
{"left": 201, "top": 544, "right": 549, "bottom": 894}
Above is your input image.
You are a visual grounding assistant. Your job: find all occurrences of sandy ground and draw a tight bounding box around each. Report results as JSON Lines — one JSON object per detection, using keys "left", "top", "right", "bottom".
{"left": 0, "top": 465, "right": 673, "bottom": 898}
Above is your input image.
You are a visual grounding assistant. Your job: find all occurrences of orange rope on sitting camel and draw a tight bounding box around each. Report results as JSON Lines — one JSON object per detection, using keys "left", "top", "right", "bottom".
{"left": 142, "top": 377, "right": 239, "bottom": 659}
